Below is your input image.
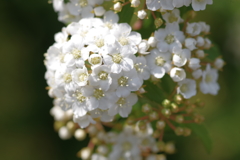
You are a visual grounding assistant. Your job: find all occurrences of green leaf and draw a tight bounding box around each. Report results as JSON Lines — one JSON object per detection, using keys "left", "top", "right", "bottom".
{"left": 143, "top": 81, "right": 165, "bottom": 104}
{"left": 186, "top": 124, "right": 212, "bottom": 153}
{"left": 118, "top": 4, "right": 135, "bottom": 24}
{"left": 205, "top": 43, "right": 221, "bottom": 61}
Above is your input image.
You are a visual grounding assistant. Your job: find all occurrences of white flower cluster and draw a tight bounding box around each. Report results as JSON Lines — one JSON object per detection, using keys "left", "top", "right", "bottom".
{"left": 146, "top": 0, "right": 213, "bottom": 11}
{"left": 45, "top": 11, "right": 150, "bottom": 128}
{"left": 46, "top": 2, "right": 224, "bottom": 128}
{"left": 89, "top": 124, "right": 171, "bottom": 160}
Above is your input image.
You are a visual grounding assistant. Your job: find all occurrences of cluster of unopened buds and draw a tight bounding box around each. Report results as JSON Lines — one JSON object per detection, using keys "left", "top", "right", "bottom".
{"left": 45, "top": 0, "right": 224, "bottom": 159}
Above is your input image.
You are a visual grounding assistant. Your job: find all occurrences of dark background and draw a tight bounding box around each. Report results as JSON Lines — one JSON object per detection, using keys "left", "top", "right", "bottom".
{"left": 0, "top": 0, "right": 240, "bottom": 160}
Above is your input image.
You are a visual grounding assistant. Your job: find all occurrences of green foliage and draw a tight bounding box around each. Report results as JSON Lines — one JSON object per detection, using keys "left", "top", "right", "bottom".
{"left": 206, "top": 44, "right": 221, "bottom": 61}
{"left": 118, "top": 4, "right": 135, "bottom": 24}
{"left": 186, "top": 124, "right": 212, "bottom": 154}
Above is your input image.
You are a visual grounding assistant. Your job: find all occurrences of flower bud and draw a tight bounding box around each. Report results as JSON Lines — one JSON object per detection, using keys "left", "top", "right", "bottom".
{"left": 175, "top": 127, "right": 184, "bottom": 136}
{"left": 148, "top": 36, "right": 157, "bottom": 47}
{"left": 74, "top": 128, "right": 86, "bottom": 141}
{"left": 66, "top": 121, "right": 76, "bottom": 133}
{"left": 192, "top": 69, "right": 202, "bottom": 79}
{"left": 175, "top": 115, "right": 184, "bottom": 123}
{"left": 162, "top": 99, "right": 171, "bottom": 108}
{"left": 149, "top": 111, "right": 159, "bottom": 121}
{"left": 196, "top": 50, "right": 205, "bottom": 58}
{"left": 59, "top": 126, "right": 72, "bottom": 140}
{"left": 97, "top": 145, "right": 108, "bottom": 155}
{"left": 156, "top": 120, "right": 166, "bottom": 130}
{"left": 165, "top": 142, "right": 175, "bottom": 154}
{"left": 161, "top": 108, "right": 171, "bottom": 117}
{"left": 171, "top": 103, "right": 179, "bottom": 113}
{"left": 113, "top": 2, "right": 122, "bottom": 12}
{"left": 142, "top": 104, "right": 152, "bottom": 113}
{"left": 157, "top": 141, "right": 165, "bottom": 152}
{"left": 183, "top": 128, "right": 192, "bottom": 136}
{"left": 156, "top": 154, "right": 167, "bottom": 160}
{"left": 138, "top": 40, "right": 150, "bottom": 54}
{"left": 170, "top": 67, "right": 186, "bottom": 82}
{"left": 137, "top": 10, "right": 147, "bottom": 19}
{"left": 54, "top": 121, "right": 65, "bottom": 132}
{"left": 174, "top": 94, "right": 183, "bottom": 104}
{"left": 78, "top": 147, "right": 92, "bottom": 160}
{"left": 94, "top": 6, "right": 106, "bottom": 16}
{"left": 131, "top": 0, "right": 140, "bottom": 7}
{"left": 189, "top": 58, "right": 201, "bottom": 70}
{"left": 154, "top": 18, "right": 163, "bottom": 28}
{"left": 214, "top": 58, "right": 224, "bottom": 70}
{"left": 185, "top": 38, "right": 197, "bottom": 51}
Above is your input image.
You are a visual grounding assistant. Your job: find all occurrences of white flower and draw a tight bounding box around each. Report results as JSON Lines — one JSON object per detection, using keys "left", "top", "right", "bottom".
{"left": 192, "top": 0, "right": 213, "bottom": 11}
{"left": 170, "top": 67, "right": 186, "bottom": 82}
{"left": 192, "top": 69, "right": 202, "bottom": 79}
{"left": 185, "top": 38, "right": 197, "bottom": 51}
{"left": 108, "top": 93, "right": 138, "bottom": 117}
{"left": 111, "top": 23, "right": 142, "bottom": 54}
{"left": 83, "top": 86, "right": 116, "bottom": 110}
{"left": 109, "top": 131, "right": 141, "bottom": 159}
{"left": 92, "top": 154, "right": 107, "bottom": 160}
{"left": 146, "top": 49, "right": 171, "bottom": 78}
{"left": 214, "top": 58, "right": 224, "bottom": 70}
{"left": 177, "top": 79, "right": 196, "bottom": 99}
{"left": 188, "top": 58, "right": 201, "bottom": 70}
{"left": 103, "top": 44, "right": 134, "bottom": 74}
{"left": 199, "top": 22, "right": 210, "bottom": 33}
{"left": 59, "top": 126, "right": 72, "bottom": 140}
{"left": 53, "top": 0, "right": 64, "bottom": 12}
{"left": 72, "top": 67, "right": 89, "bottom": 87}
{"left": 138, "top": 40, "right": 150, "bottom": 54}
{"left": 103, "top": 11, "right": 119, "bottom": 30}
{"left": 186, "top": 23, "right": 202, "bottom": 36}
{"left": 94, "top": 6, "right": 105, "bottom": 16}
{"left": 200, "top": 64, "right": 220, "bottom": 95}
{"left": 204, "top": 38, "right": 212, "bottom": 49}
{"left": 160, "top": 0, "right": 174, "bottom": 10}
{"left": 133, "top": 56, "right": 151, "bottom": 81}
{"left": 131, "top": 0, "right": 140, "bottom": 7}
{"left": 172, "top": 0, "right": 191, "bottom": 8}
{"left": 111, "top": 70, "right": 142, "bottom": 97}
{"left": 196, "top": 50, "right": 205, "bottom": 58}
{"left": 73, "top": 114, "right": 96, "bottom": 128}
{"left": 146, "top": 0, "right": 161, "bottom": 11}
{"left": 172, "top": 47, "right": 191, "bottom": 67}
{"left": 138, "top": 10, "right": 147, "bottom": 19}
{"left": 88, "top": 54, "right": 103, "bottom": 67}
{"left": 148, "top": 36, "right": 157, "bottom": 48}
{"left": 196, "top": 36, "right": 205, "bottom": 47}
{"left": 89, "top": 65, "right": 112, "bottom": 91}
{"left": 155, "top": 23, "right": 184, "bottom": 52}
{"left": 162, "top": 9, "right": 182, "bottom": 24}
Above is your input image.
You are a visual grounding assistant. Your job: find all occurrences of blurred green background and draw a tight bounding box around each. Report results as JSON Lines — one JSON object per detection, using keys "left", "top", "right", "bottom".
{"left": 0, "top": 0, "right": 240, "bottom": 160}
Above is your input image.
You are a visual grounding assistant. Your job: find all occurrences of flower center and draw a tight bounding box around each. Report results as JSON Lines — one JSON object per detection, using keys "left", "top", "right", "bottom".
{"left": 78, "top": 0, "right": 88, "bottom": 7}
{"left": 76, "top": 92, "right": 86, "bottom": 103}
{"left": 90, "top": 57, "right": 101, "bottom": 65}
{"left": 63, "top": 73, "right": 72, "bottom": 83}
{"left": 168, "top": 14, "right": 178, "bottom": 23}
{"left": 118, "top": 76, "right": 128, "bottom": 86}
{"left": 165, "top": 34, "right": 175, "bottom": 44}
{"left": 79, "top": 73, "right": 88, "bottom": 82}
{"left": 98, "top": 71, "right": 108, "bottom": 80}
{"left": 95, "top": 39, "right": 104, "bottom": 48}
{"left": 205, "top": 74, "right": 212, "bottom": 83}
{"left": 116, "top": 97, "right": 126, "bottom": 107}
{"left": 180, "top": 84, "right": 188, "bottom": 93}
{"left": 122, "top": 142, "right": 132, "bottom": 151}
{"left": 134, "top": 63, "right": 143, "bottom": 73}
{"left": 94, "top": 89, "right": 105, "bottom": 100}
{"left": 112, "top": 54, "right": 122, "bottom": 63}
{"left": 105, "top": 22, "right": 113, "bottom": 29}
{"left": 155, "top": 56, "right": 165, "bottom": 66}
{"left": 71, "top": 48, "right": 81, "bottom": 59}
{"left": 119, "top": 37, "right": 128, "bottom": 46}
